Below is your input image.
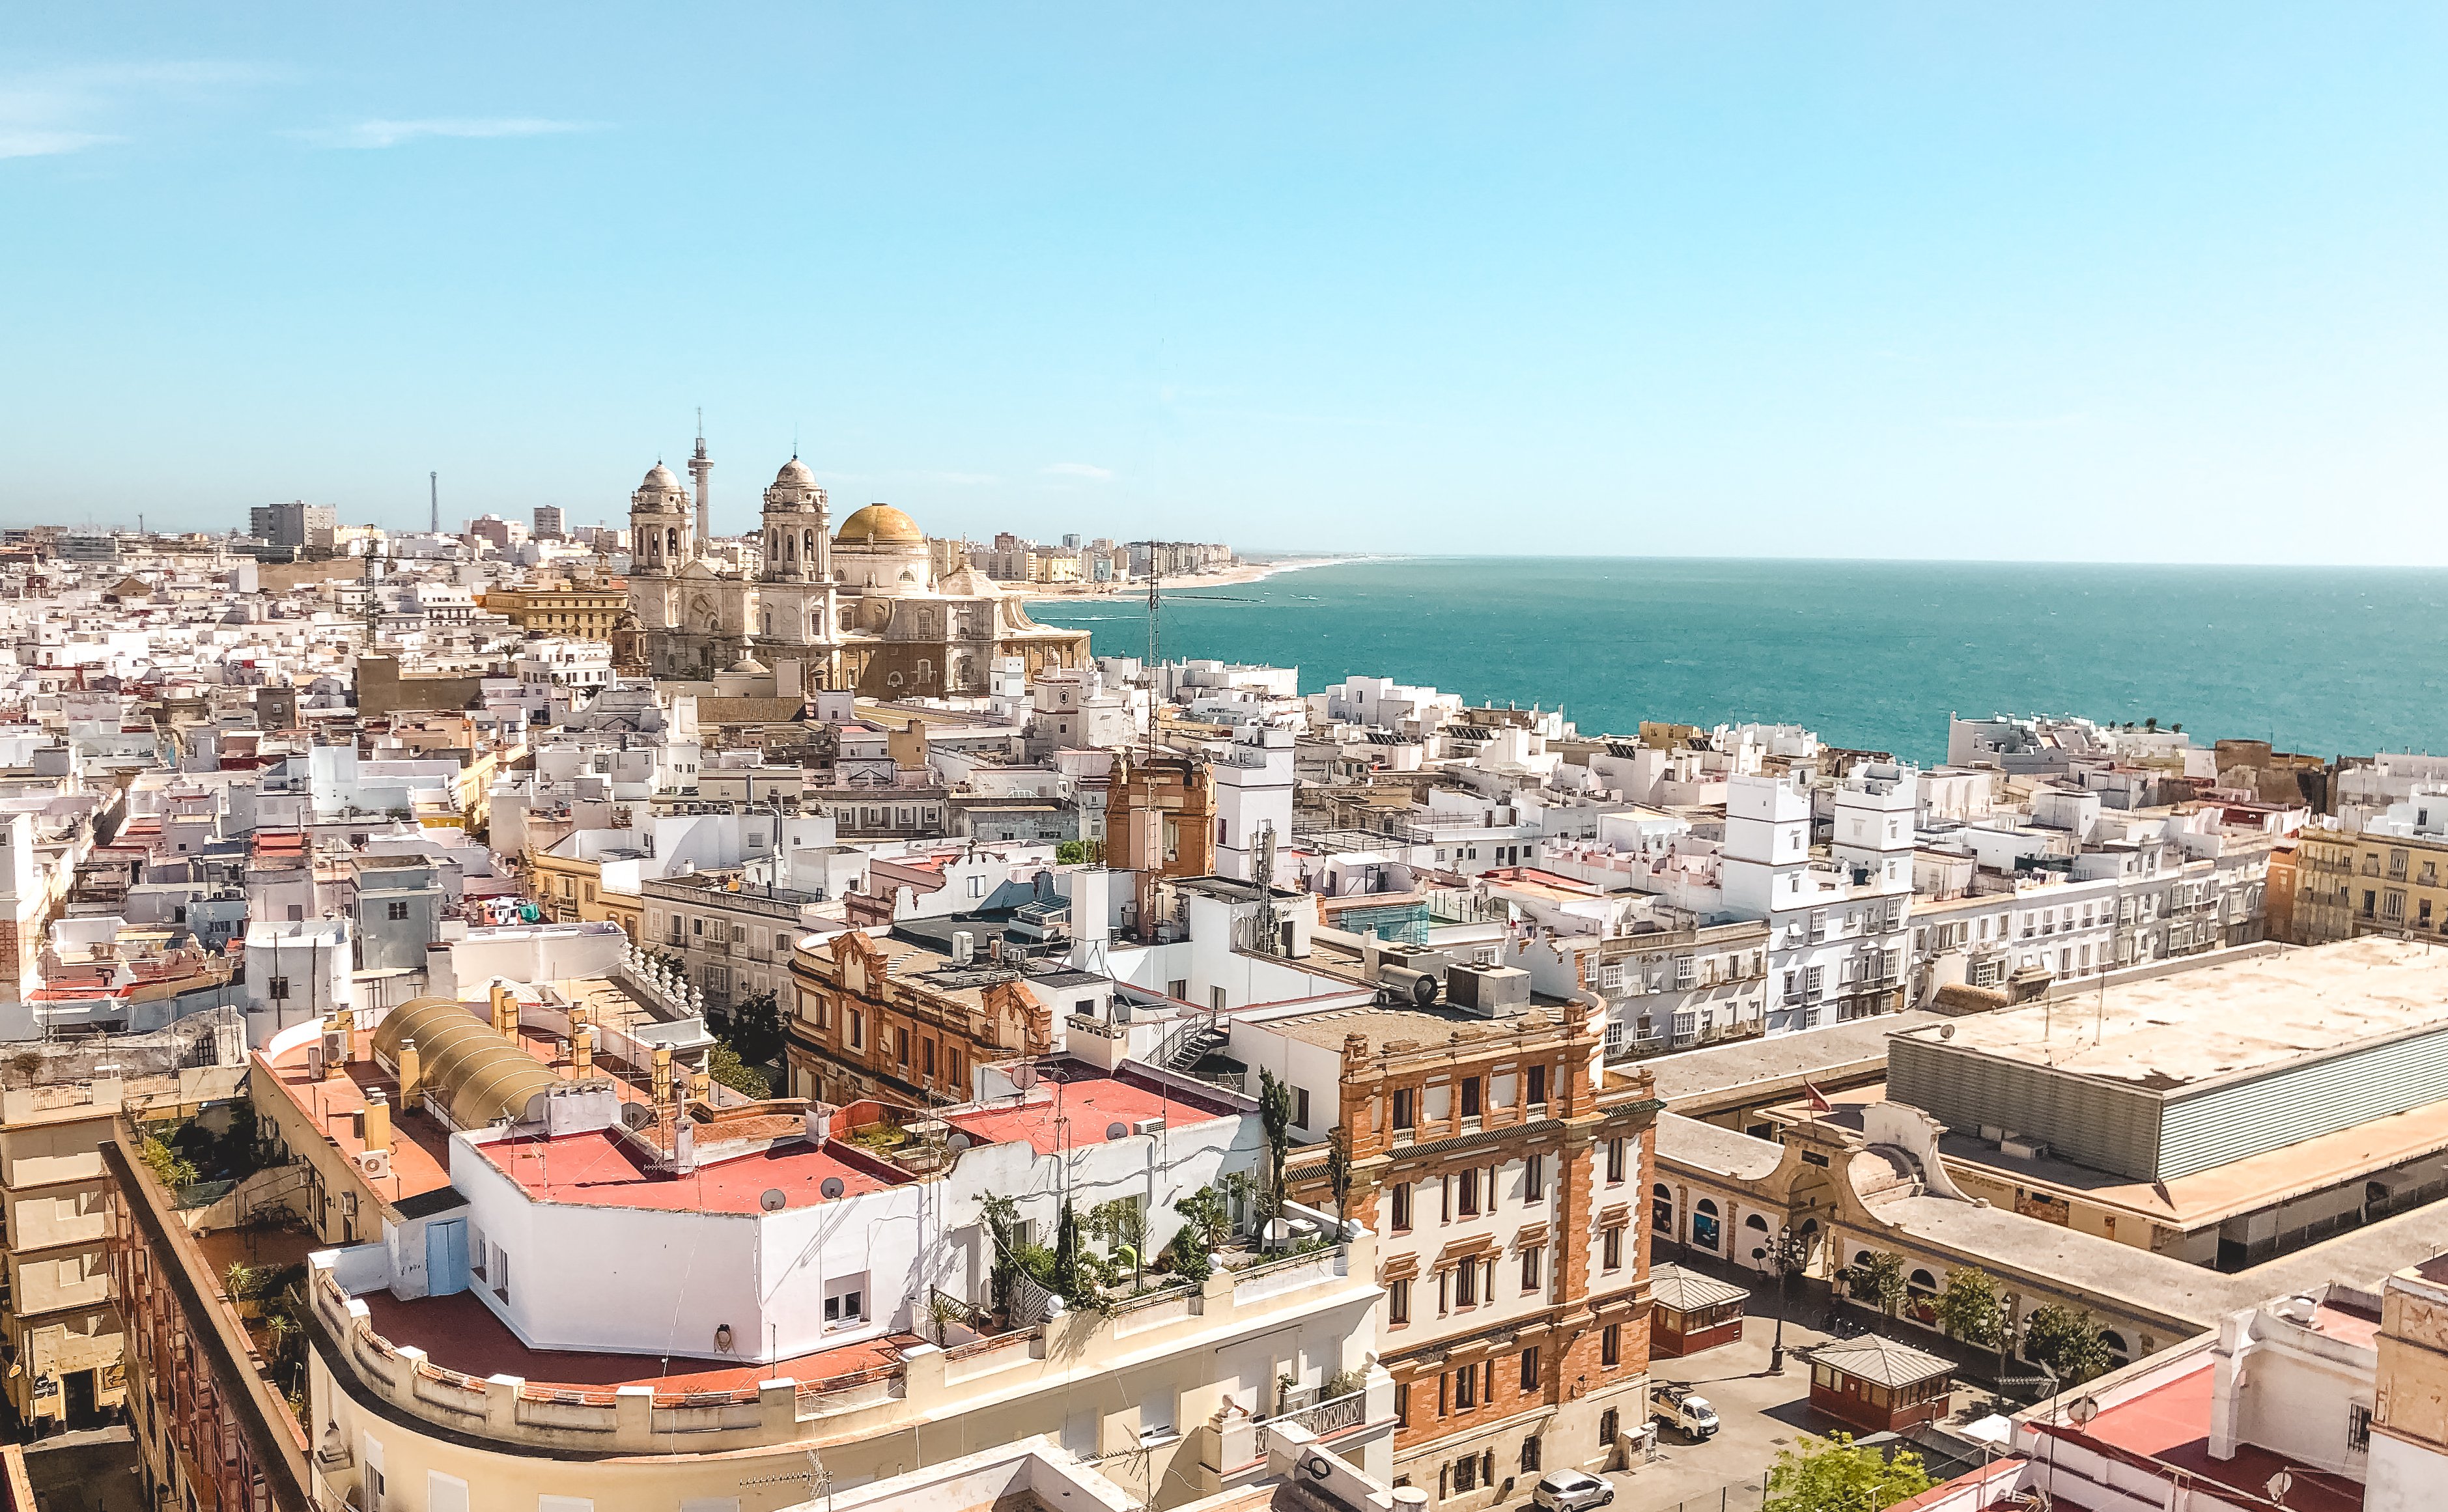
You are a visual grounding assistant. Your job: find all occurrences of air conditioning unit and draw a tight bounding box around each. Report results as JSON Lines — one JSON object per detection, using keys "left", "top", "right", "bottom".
{"left": 1133, "top": 1117, "right": 1166, "bottom": 1136}
{"left": 2001, "top": 1136, "right": 2049, "bottom": 1162}
{"left": 356, "top": 1147, "right": 392, "bottom": 1180}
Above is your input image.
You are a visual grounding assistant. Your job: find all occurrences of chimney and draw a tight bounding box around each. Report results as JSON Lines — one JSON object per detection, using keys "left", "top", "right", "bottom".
{"left": 572, "top": 1025, "right": 595, "bottom": 1078}
{"left": 489, "top": 982, "right": 517, "bottom": 1038}
{"left": 359, "top": 1089, "right": 391, "bottom": 1154}
{"left": 395, "top": 1039, "right": 421, "bottom": 1100}
{"left": 652, "top": 1044, "right": 674, "bottom": 1106}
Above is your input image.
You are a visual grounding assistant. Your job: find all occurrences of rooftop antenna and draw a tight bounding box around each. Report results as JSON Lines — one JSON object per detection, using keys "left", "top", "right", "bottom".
{"left": 429, "top": 471, "right": 438, "bottom": 535}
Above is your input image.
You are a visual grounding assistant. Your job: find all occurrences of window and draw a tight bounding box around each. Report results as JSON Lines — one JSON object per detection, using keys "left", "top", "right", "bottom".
{"left": 1527, "top": 1065, "right": 1547, "bottom": 1105}
{"left": 1295, "top": 1087, "right": 1311, "bottom": 1129}
{"left": 1389, "top": 1278, "right": 1410, "bottom": 1324}
{"left": 2350, "top": 1403, "right": 2374, "bottom": 1453}
{"left": 386, "top": 900, "right": 409, "bottom": 921}
{"left": 1524, "top": 1154, "right": 1546, "bottom": 1201}
{"left": 1652, "top": 1183, "right": 1674, "bottom": 1235}
{"left": 1393, "top": 1088, "right": 1416, "bottom": 1130}
{"left": 1454, "top": 1261, "right": 1478, "bottom": 1308}
{"left": 266, "top": 975, "right": 290, "bottom": 1001}
{"left": 1391, "top": 1183, "right": 1413, "bottom": 1231}
{"left": 1395, "top": 1383, "right": 1411, "bottom": 1427}
{"left": 1602, "top": 1226, "right": 1624, "bottom": 1271}
{"left": 1519, "top": 1346, "right": 1540, "bottom": 1393}
{"left": 1601, "top": 1324, "right": 1622, "bottom": 1368}
{"left": 1461, "top": 1077, "right": 1482, "bottom": 1117}
{"left": 492, "top": 1246, "right": 510, "bottom": 1302}
{"left": 1606, "top": 1137, "right": 1626, "bottom": 1183}
{"left": 1457, "top": 1168, "right": 1481, "bottom": 1217}
{"left": 1452, "top": 1455, "right": 1477, "bottom": 1494}
{"left": 1522, "top": 1245, "right": 1544, "bottom": 1292}
{"left": 1692, "top": 1199, "right": 1721, "bottom": 1252}
{"left": 1519, "top": 1436, "right": 1541, "bottom": 1473}
{"left": 824, "top": 1276, "right": 867, "bottom": 1327}
{"left": 693, "top": 917, "right": 704, "bottom": 936}
{"left": 1452, "top": 1364, "right": 1478, "bottom": 1410}
{"left": 847, "top": 1010, "right": 865, "bottom": 1049}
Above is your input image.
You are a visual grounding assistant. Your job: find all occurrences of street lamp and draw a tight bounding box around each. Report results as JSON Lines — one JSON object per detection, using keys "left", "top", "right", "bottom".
{"left": 1753, "top": 1224, "right": 1805, "bottom": 1376}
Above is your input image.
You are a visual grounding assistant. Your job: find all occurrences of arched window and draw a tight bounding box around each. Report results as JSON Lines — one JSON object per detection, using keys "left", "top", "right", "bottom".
{"left": 1745, "top": 1214, "right": 1769, "bottom": 1231}
{"left": 1650, "top": 1184, "right": 1673, "bottom": 1235}
{"left": 2102, "top": 1330, "right": 2131, "bottom": 1365}
{"left": 809, "top": 608, "right": 824, "bottom": 638}
{"left": 1691, "top": 1199, "right": 1721, "bottom": 1252}
{"left": 803, "top": 529, "right": 816, "bottom": 562}
{"left": 1906, "top": 1268, "right": 1939, "bottom": 1326}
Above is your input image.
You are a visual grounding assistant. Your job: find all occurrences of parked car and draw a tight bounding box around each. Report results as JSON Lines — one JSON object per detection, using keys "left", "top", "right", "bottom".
{"left": 1531, "top": 1470, "right": 1614, "bottom": 1511}
{"left": 1652, "top": 1382, "right": 1721, "bottom": 1440}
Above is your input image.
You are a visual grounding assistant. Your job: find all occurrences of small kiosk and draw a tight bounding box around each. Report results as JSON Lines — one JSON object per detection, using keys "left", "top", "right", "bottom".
{"left": 1807, "top": 1334, "right": 1953, "bottom": 1433}
{"left": 1649, "top": 1263, "right": 1749, "bottom": 1358}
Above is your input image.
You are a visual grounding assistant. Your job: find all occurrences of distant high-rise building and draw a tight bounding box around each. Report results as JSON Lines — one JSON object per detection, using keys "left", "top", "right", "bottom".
{"left": 247, "top": 501, "right": 337, "bottom": 551}
{"left": 533, "top": 505, "right": 566, "bottom": 540}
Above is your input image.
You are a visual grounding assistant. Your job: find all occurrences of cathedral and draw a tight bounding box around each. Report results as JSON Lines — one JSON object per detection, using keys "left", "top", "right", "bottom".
{"left": 618, "top": 447, "right": 1090, "bottom": 697}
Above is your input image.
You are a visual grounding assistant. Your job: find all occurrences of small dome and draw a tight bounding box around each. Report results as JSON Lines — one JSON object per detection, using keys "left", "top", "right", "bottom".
{"left": 835, "top": 503, "right": 924, "bottom": 546}
{"left": 729, "top": 654, "right": 770, "bottom": 675}
{"left": 775, "top": 457, "right": 815, "bottom": 487}
{"left": 640, "top": 463, "right": 682, "bottom": 492}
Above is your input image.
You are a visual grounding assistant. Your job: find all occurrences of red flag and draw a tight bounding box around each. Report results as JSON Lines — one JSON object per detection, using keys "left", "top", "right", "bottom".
{"left": 1803, "top": 1081, "right": 1833, "bottom": 1115}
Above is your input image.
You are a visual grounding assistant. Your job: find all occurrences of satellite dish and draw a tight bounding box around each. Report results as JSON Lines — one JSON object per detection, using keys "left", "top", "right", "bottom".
{"left": 820, "top": 1176, "right": 845, "bottom": 1199}
{"left": 759, "top": 1188, "right": 787, "bottom": 1213}
{"left": 2266, "top": 1470, "right": 2292, "bottom": 1504}
{"left": 1939, "top": 1023, "right": 1956, "bottom": 1040}
{"left": 1106, "top": 1121, "right": 1130, "bottom": 1141}
{"left": 2067, "top": 1395, "right": 2100, "bottom": 1428}
{"left": 619, "top": 1103, "right": 654, "bottom": 1130}
{"left": 947, "top": 1132, "right": 973, "bottom": 1153}
{"left": 1010, "top": 1062, "right": 1040, "bottom": 1092}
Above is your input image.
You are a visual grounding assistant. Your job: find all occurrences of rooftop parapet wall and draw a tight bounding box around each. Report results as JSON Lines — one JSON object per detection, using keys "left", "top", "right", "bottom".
{"left": 307, "top": 1216, "right": 1376, "bottom": 1457}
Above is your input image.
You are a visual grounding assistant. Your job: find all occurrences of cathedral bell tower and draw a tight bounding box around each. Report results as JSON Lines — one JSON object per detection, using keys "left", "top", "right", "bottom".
{"left": 628, "top": 462, "right": 696, "bottom": 575}
{"left": 760, "top": 456, "right": 828, "bottom": 583}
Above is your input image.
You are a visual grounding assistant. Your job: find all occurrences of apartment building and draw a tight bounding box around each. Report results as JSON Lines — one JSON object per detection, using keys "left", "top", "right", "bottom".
{"left": 2292, "top": 789, "right": 2448, "bottom": 944}
{"left": 786, "top": 922, "right": 1113, "bottom": 1106}
{"left": 1, "top": 1012, "right": 246, "bottom": 1435}
{"left": 278, "top": 1024, "right": 1386, "bottom": 1511}
{"left": 643, "top": 868, "right": 829, "bottom": 1020}
{"left": 480, "top": 578, "right": 628, "bottom": 642}
{"left": 1236, "top": 993, "right": 1660, "bottom": 1507}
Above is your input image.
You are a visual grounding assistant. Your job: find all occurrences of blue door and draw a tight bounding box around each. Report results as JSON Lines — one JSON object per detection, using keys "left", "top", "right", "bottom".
{"left": 426, "top": 1218, "right": 469, "bottom": 1296}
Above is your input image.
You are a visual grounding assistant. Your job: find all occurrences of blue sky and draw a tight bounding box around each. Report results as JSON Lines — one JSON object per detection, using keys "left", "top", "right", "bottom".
{"left": 4, "top": 6, "right": 2446, "bottom": 561}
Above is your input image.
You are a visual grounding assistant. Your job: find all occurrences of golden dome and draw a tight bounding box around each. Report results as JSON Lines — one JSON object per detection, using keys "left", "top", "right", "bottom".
{"left": 834, "top": 503, "right": 924, "bottom": 546}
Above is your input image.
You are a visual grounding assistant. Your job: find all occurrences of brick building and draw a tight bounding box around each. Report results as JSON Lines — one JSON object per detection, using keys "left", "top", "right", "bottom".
{"left": 785, "top": 926, "right": 1095, "bottom": 1108}
{"left": 1271, "top": 1000, "right": 1661, "bottom": 1504}
{"left": 1108, "top": 748, "right": 1216, "bottom": 939}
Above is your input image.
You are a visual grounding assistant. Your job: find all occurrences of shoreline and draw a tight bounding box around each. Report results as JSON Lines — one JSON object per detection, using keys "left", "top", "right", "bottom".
{"left": 1024, "top": 555, "right": 1366, "bottom": 600}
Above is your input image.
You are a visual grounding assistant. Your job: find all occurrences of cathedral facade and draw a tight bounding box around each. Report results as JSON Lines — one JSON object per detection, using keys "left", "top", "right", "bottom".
{"left": 621, "top": 453, "right": 1091, "bottom": 697}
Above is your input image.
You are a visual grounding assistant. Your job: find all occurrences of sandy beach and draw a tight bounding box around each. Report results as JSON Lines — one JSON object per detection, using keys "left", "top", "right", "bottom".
{"left": 1025, "top": 555, "right": 1359, "bottom": 599}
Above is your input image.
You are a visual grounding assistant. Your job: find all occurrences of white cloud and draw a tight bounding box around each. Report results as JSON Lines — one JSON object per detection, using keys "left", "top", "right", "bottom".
{"left": 315, "top": 117, "right": 599, "bottom": 150}
{"left": 1042, "top": 462, "right": 1114, "bottom": 481}
{"left": 0, "top": 129, "right": 117, "bottom": 160}
{"left": 0, "top": 59, "right": 270, "bottom": 162}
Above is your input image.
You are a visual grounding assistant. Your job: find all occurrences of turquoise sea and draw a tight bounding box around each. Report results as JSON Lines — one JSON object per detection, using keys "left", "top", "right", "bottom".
{"left": 1031, "top": 557, "right": 2448, "bottom": 766}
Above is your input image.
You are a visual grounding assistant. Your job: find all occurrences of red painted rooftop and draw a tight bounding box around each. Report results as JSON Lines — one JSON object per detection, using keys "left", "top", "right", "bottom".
{"left": 480, "top": 1125, "right": 895, "bottom": 1214}
{"left": 356, "top": 1285, "right": 915, "bottom": 1394}
{"left": 2059, "top": 1362, "right": 2359, "bottom": 1512}
{"left": 944, "top": 1073, "right": 1223, "bottom": 1156}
